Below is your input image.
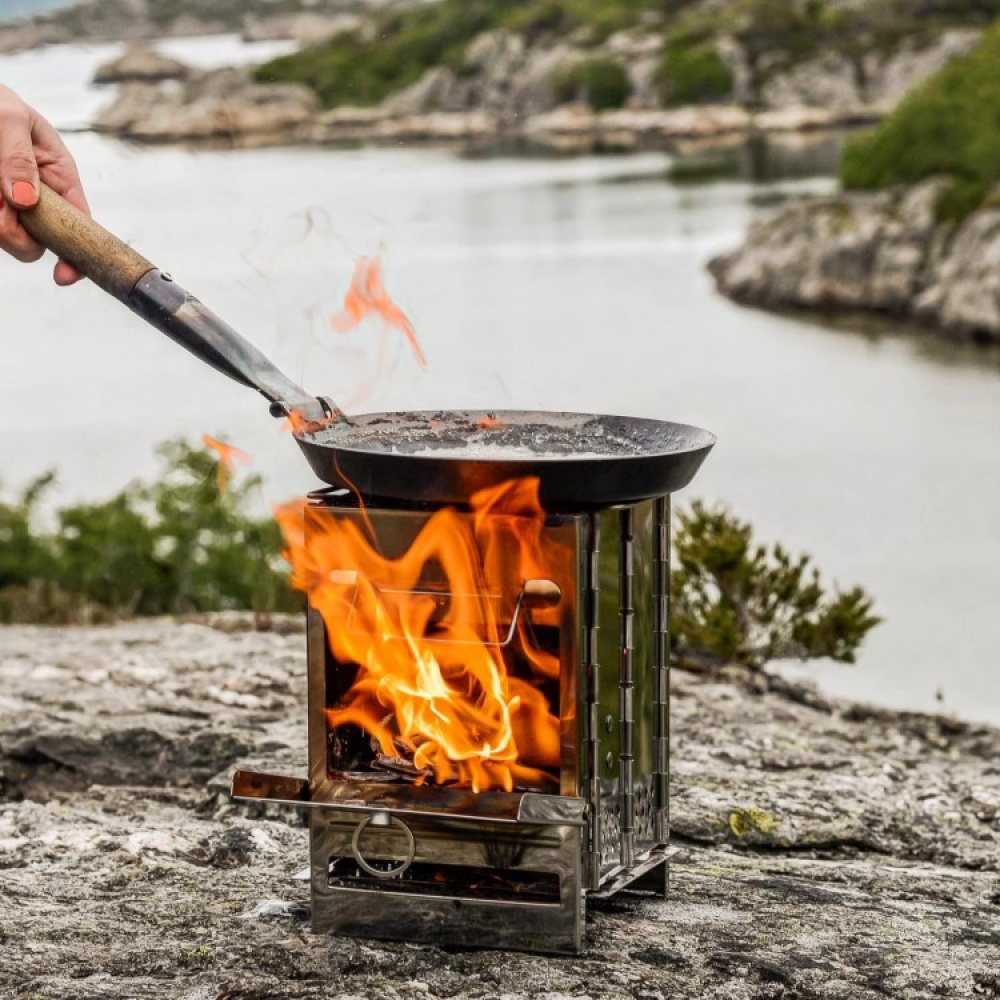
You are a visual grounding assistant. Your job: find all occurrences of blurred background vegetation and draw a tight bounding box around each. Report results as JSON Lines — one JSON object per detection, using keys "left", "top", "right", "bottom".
{"left": 841, "top": 19, "right": 1000, "bottom": 221}
{"left": 0, "top": 441, "right": 879, "bottom": 672}
{"left": 257, "top": 0, "right": 1000, "bottom": 110}
{"left": 0, "top": 441, "right": 296, "bottom": 624}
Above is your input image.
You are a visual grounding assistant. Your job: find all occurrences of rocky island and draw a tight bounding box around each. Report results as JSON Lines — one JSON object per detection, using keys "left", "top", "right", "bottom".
{"left": 0, "top": 0, "right": 380, "bottom": 53}
{"left": 6, "top": 0, "right": 993, "bottom": 153}
{"left": 1, "top": 617, "right": 997, "bottom": 998}
{"left": 710, "top": 20, "right": 1000, "bottom": 344}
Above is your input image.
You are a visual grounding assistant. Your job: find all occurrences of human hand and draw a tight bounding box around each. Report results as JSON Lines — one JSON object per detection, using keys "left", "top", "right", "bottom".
{"left": 0, "top": 85, "right": 90, "bottom": 284}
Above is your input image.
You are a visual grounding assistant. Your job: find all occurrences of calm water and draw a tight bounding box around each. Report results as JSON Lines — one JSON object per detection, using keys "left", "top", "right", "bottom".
{"left": 0, "top": 0, "right": 73, "bottom": 22}
{"left": 1, "top": 43, "right": 998, "bottom": 725}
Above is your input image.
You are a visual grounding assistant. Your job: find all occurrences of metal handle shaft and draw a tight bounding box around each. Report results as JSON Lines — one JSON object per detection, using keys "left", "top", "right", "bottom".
{"left": 21, "top": 183, "right": 333, "bottom": 424}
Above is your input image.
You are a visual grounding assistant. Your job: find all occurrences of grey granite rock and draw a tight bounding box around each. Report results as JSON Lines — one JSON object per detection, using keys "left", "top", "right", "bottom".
{"left": 93, "top": 67, "right": 319, "bottom": 145}
{"left": 0, "top": 620, "right": 997, "bottom": 998}
{"left": 709, "top": 178, "right": 1000, "bottom": 344}
{"left": 93, "top": 43, "right": 191, "bottom": 85}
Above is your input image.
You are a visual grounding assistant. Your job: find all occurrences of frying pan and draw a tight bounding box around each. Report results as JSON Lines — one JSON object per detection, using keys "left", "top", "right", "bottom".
{"left": 22, "top": 184, "right": 715, "bottom": 509}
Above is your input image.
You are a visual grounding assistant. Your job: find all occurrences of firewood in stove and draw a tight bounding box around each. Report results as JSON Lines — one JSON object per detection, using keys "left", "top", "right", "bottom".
{"left": 372, "top": 754, "right": 432, "bottom": 781}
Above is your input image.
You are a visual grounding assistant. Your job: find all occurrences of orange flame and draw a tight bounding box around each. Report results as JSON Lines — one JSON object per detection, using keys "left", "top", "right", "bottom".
{"left": 332, "top": 255, "right": 427, "bottom": 370}
{"left": 202, "top": 434, "right": 251, "bottom": 491}
{"left": 274, "top": 478, "right": 570, "bottom": 793}
{"left": 282, "top": 409, "right": 339, "bottom": 436}
{"left": 477, "top": 413, "right": 507, "bottom": 430}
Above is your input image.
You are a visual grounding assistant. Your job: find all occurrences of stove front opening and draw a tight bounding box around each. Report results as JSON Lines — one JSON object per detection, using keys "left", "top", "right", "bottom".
{"left": 323, "top": 590, "right": 564, "bottom": 793}
{"left": 305, "top": 493, "right": 580, "bottom": 798}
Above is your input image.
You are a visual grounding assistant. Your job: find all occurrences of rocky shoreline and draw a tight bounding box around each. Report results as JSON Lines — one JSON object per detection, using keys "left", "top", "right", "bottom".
{"left": 92, "top": 68, "right": 879, "bottom": 152}
{"left": 708, "top": 177, "right": 1000, "bottom": 344}
{"left": 86, "top": 44, "right": 881, "bottom": 151}
{"left": 1, "top": 617, "right": 997, "bottom": 998}
{"left": 0, "top": 0, "right": 376, "bottom": 54}
{"left": 83, "top": 20, "right": 972, "bottom": 153}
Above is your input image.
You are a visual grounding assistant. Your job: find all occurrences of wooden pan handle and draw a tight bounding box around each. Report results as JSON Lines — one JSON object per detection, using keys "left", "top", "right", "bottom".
{"left": 18, "top": 181, "right": 336, "bottom": 425}
{"left": 21, "top": 183, "right": 153, "bottom": 299}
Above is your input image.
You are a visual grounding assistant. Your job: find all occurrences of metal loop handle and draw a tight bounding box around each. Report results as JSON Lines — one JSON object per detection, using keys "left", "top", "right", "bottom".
{"left": 350, "top": 812, "right": 415, "bottom": 880}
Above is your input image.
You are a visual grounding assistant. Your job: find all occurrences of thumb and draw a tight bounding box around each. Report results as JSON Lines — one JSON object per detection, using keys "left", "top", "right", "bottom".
{"left": 2, "top": 130, "right": 40, "bottom": 209}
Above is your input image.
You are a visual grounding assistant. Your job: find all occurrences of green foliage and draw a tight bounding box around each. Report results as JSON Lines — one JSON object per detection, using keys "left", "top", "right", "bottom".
{"left": 840, "top": 22, "right": 1000, "bottom": 220}
{"left": 256, "top": 1, "right": 501, "bottom": 108}
{"left": 671, "top": 501, "right": 880, "bottom": 671}
{"left": 0, "top": 472, "right": 57, "bottom": 591}
{"left": 254, "top": 0, "right": 1000, "bottom": 112}
{"left": 256, "top": 0, "right": 663, "bottom": 107}
{"left": 552, "top": 57, "right": 632, "bottom": 110}
{"left": 658, "top": 36, "right": 733, "bottom": 105}
{"left": 1, "top": 447, "right": 880, "bottom": 681}
{"left": 0, "top": 440, "right": 297, "bottom": 625}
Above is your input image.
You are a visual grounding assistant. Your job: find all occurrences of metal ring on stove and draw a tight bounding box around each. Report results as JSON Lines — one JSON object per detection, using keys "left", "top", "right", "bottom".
{"left": 350, "top": 812, "right": 415, "bottom": 879}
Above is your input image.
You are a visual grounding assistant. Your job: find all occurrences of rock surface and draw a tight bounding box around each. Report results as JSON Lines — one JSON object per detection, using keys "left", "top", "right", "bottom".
{"left": 93, "top": 67, "right": 319, "bottom": 145}
{"left": 0, "top": 0, "right": 394, "bottom": 54}
{"left": 1, "top": 618, "right": 997, "bottom": 998}
{"left": 756, "top": 29, "right": 982, "bottom": 112}
{"left": 94, "top": 44, "right": 191, "bottom": 84}
{"left": 241, "top": 13, "right": 360, "bottom": 47}
{"left": 95, "top": 74, "right": 866, "bottom": 152}
{"left": 708, "top": 178, "right": 1000, "bottom": 344}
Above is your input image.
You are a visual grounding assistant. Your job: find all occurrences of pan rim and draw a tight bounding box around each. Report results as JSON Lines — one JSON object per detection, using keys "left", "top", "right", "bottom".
{"left": 295, "top": 408, "right": 718, "bottom": 464}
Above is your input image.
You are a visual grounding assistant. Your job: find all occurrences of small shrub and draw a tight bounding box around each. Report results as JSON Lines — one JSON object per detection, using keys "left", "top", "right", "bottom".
{"left": 658, "top": 38, "right": 733, "bottom": 105}
{"left": 552, "top": 57, "right": 632, "bottom": 110}
{"left": 0, "top": 440, "right": 297, "bottom": 623}
{"left": 935, "top": 177, "right": 990, "bottom": 223}
{"left": 672, "top": 501, "right": 880, "bottom": 670}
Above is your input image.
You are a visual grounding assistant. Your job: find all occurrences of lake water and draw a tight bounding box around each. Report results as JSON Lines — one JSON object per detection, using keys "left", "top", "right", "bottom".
{"left": 0, "top": 0, "right": 73, "bottom": 22}
{"left": 1, "top": 41, "right": 998, "bottom": 725}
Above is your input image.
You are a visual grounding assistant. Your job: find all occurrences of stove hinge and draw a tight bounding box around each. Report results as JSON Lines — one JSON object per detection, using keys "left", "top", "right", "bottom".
{"left": 584, "top": 513, "right": 602, "bottom": 890}
{"left": 618, "top": 507, "right": 635, "bottom": 869}
{"left": 654, "top": 495, "right": 671, "bottom": 843}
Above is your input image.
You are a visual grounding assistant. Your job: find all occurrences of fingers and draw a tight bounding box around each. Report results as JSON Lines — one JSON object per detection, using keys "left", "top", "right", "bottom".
{"left": 30, "top": 111, "right": 89, "bottom": 214}
{"left": 0, "top": 86, "right": 45, "bottom": 264}
{"left": 0, "top": 194, "right": 44, "bottom": 263}
{"left": 53, "top": 259, "right": 81, "bottom": 285}
{"left": 0, "top": 87, "right": 40, "bottom": 209}
{"left": 29, "top": 108, "right": 89, "bottom": 283}
{"left": 0, "top": 90, "right": 91, "bottom": 284}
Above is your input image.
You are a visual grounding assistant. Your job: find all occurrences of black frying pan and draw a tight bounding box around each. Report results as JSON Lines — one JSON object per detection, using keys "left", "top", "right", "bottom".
{"left": 22, "top": 184, "right": 715, "bottom": 508}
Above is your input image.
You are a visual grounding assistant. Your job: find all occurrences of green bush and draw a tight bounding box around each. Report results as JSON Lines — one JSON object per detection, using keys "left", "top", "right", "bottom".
{"left": 659, "top": 38, "right": 733, "bottom": 105}
{"left": 672, "top": 501, "right": 880, "bottom": 670}
{"left": 256, "top": 1, "right": 502, "bottom": 108}
{"left": 0, "top": 446, "right": 880, "bottom": 678}
{"left": 840, "top": 21, "right": 1000, "bottom": 220}
{"left": 256, "top": 0, "right": 662, "bottom": 107}
{"left": 552, "top": 57, "right": 632, "bottom": 110}
{"left": 0, "top": 440, "right": 296, "bottom": 624}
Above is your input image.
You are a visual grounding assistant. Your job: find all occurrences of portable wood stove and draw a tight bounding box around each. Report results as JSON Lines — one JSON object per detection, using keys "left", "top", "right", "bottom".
{"left": 234, "top": 487, "right": 680, "bottom": 955}
{"left": 17, "top": 170, "right": 715, "bottom": 957}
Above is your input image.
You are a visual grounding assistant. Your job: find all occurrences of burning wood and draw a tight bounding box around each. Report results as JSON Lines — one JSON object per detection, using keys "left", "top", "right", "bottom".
{"left": 372, "top": 753, "right": 433, "bottom": 781}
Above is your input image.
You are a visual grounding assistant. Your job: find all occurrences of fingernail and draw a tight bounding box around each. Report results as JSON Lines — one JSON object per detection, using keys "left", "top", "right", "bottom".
{"left": 12, "top": 181, "right": 38, "bottom": 207}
